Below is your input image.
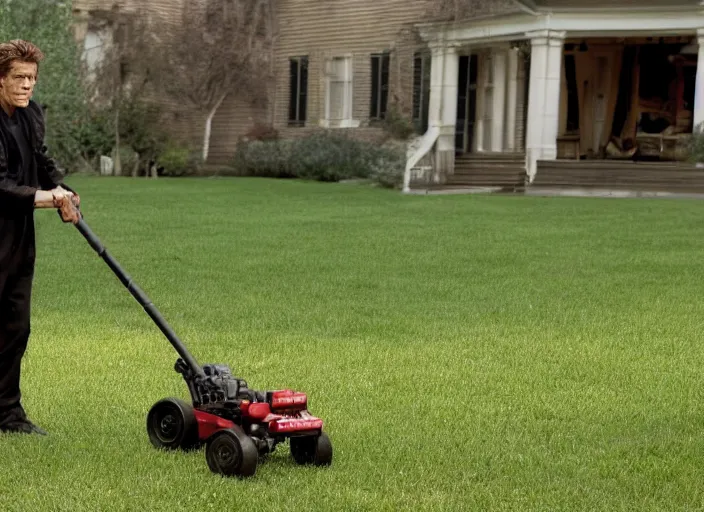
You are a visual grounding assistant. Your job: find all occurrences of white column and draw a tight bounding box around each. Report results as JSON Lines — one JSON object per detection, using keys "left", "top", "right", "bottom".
{"left": 440, "top": 46, "right": 459, "bottom": 131}
{"left": 525, "top": 35, "right": 548, "bottom": 179}
{"left": 543, "top": 34, "right": 564, "bottom": 161}
{"left": 694, "top": 29, "right": 704, "bottom": 132}
{"left": 428, "top": 44, "right": 445, "bottom": 128}
{"left": 506, "top": 47, "right": 519, "bottom": 152}
{"left": 491, "top": 49, "right": 507, "bottom": 152}
{"left": 474, "top": 58, "right": 486, "bottom": 152}
{"left": 517, "top": 55, "right": 527, "bottom": 151}
{"left": 436, "top": 45, "right": 459, "bottom": 181}
{"left": 525, "top": 30, "right": 565, "bottom": 180}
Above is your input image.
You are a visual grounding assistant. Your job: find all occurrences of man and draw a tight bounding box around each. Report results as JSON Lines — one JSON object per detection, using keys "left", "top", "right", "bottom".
{"left": 0, "top": 39, "right": 81, "bottom": 435}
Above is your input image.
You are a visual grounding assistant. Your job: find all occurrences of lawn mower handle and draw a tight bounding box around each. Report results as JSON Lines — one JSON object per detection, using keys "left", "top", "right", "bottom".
{"left": 74, "top": 217, "right": 206, "bottom": 380}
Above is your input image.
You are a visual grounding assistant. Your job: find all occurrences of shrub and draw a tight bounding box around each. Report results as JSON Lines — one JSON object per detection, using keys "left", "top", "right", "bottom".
{"left": 369, "top": 144, "right": 406, "bottom": 189}
{"left": 157, "top": 145, "right": 201, "bottom": 176}
{"left": 231, "top": 139, "right": 294, "bottom": 178}
{"left": 231, "top": 130, "right": 408, "bottom": 188}
{"left": 291, "top": 131, "right": 368, "bottom": 181}
{"left": 111, "top": 145, "right": 140, "bottom": 176}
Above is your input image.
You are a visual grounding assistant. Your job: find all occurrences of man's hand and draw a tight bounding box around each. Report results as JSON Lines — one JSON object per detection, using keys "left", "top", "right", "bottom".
{"left": 56, "top": 186, "right": 80, "bottom": 207}
{"left": 34, "top": 187, "right": 78, "bottom": 208}
{"left": 33, "top": 187, "right": 81, "bottom": 224}
{"left": 52, "top": 192, "right": 81, "bottom": 224}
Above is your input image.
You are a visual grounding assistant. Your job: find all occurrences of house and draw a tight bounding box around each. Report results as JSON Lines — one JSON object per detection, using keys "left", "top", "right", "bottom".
{"left": 70, "top": 0, "right": 516, "bottom": 166}
{"left": 71, "top": 1, "right": 704, "bottom": 192}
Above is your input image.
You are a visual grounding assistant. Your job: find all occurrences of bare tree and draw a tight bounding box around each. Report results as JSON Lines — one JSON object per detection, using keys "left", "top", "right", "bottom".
{"left": 154, "top": 0, "right": 276, "bottom": 163}
{"left": 83, "top": 6, "right": 165, "bottom": 177}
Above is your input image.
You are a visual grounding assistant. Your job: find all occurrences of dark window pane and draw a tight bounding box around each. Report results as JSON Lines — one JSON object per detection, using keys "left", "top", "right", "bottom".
{"left": 412, "top": 54, "right": 422, "bottom": 120}
{"left": 299, "top": 57, "right": 308, "bottom": 123}
{"left": 371, "top": 56, "right": 380, "bottom": 118}
{"left": 380, "top": 54, "right": 389, "bottom": 118}
{"left": 289, "top": 58, "right": 299, "bottom": 123}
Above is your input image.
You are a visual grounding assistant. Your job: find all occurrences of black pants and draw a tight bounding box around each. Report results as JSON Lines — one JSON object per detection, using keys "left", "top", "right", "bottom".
{"left": 0, "top": 247, "right": 34, "bottom": 422}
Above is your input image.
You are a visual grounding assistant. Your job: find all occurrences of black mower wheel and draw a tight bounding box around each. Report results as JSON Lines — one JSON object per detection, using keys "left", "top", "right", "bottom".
{"left": 205, "top": 427, "right": 258, "bottom": 478}
{"left": 290, "top": 432, "right": 333, "bottom": 466}
{"left": 146, "top": 398, "right": 199, "bottom": 451}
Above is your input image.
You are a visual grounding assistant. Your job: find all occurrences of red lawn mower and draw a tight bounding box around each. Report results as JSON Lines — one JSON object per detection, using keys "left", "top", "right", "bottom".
{"left": 74, "top": 217, "right": 332, "bottom": 478}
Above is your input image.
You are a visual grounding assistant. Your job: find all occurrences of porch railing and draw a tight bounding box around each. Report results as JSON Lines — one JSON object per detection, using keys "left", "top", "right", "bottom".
{"left": 403, "top": 126, "right": 440, "bottom": 193}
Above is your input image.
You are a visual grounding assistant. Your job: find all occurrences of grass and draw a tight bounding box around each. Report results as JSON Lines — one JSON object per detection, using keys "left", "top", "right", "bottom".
{"left": 2, "top": 175, "right": 704, "bottom": 511}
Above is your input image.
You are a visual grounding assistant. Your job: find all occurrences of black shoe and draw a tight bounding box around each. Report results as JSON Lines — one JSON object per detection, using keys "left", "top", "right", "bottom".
{"left": 0, "top": 419, "right": 47, "bottom": 436}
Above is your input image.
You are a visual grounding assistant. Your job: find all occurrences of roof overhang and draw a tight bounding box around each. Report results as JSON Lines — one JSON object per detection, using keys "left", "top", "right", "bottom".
{"left": 417, "top": 5, "right": 704, "bottom": 46}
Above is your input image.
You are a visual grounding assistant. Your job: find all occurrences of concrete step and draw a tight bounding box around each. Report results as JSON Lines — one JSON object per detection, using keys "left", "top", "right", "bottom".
{"left": 533, "top": 159, "right": 704, "bottom": 192}
{"left": 458, "top": 152, "right": 525, "bottom": 161}
{"left": 451, "top": 168, "right": 526, "bottom": 175}
{"left": 539, "top": 159, "right": 697, "bottom": 170}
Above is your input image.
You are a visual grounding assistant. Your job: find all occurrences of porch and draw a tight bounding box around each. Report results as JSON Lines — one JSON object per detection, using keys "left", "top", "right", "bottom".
{"left": 403, "top": 2, "right": 704, "bottom": 194}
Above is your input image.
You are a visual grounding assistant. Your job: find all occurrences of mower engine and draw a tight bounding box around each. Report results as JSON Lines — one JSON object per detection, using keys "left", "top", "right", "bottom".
{"left": 146, "top": 358, "right": 332, "bottom": 478}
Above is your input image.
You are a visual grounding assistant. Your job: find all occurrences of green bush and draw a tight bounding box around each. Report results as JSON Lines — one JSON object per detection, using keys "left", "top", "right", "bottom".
{"left": 231, "top": 131, "right": 408, "bottom": 188}
{"left": 369, "top": 144, "right": 406, "bottom": 189}
{"left": 291, "top": 131, "right": 366, "bottom": 181}
{"left": 112, "top": 145, "right": 140, "bottom": 176}
{"left": 157, "top": 145, "right": 200, "bottom": 176}
{"left": 73, "top": 97, "right": 171, "bottom": 176}
{"left": 73, "top": 109, "right": 114, "bottom": 169}
{"left": 231, "top": 139, "right": 294, "bottom": 178}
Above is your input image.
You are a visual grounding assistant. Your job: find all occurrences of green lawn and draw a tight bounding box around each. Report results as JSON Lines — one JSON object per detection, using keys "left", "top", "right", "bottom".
{"left": 3, "top": 176, "right": 704, "bottom": 511}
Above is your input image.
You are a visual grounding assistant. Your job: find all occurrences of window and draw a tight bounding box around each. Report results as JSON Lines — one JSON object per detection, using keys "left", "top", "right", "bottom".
{"left": 370, "top": 53, "right": 390, "bottom": 120}
{"left": 412, "top": 52, "right": 430, "bottom": 134}
{"left": 82, "top": 28, "right": 111, "bottom": 80}
{"left": 324, "top": 56, "right": 355, "bottom": 127}
{"left": 289, "top": 56, "right": 308, "bottom": 127}
{"left": 321, "top": 56, "right": 359, "bottom": 128}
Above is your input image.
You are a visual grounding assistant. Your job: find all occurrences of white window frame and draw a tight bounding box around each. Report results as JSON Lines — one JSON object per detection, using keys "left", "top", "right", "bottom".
{"left": 321, "top": 54, "right": 359, "bottom": 128}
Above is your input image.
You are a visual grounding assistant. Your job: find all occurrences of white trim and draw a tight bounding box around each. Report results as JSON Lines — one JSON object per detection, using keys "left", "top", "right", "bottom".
{"left": 403, "top": 127, "right": 440, "bottom": 193}
{"left": 533, "top": 3, "right": 699, "bottom": 14}
{"left": 491, "top": 49, "right": 507, "bottom": 151}
{"left": 694, "top": 32, "right": 704, "bottom": 130}
{"left": 506, "top": 48, "right": 519, "bottom": 151}
{"left": 319, "top": 119, "right": 361, "bottom": 129}
{"left": 417, "top": 8, "right": 704, "bottom": 45}
{"left": 322, "top": 54, "right": 356, "bottom": 128}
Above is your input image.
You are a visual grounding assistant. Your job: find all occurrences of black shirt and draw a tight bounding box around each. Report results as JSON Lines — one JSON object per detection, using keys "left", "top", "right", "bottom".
{"left": 0, "top": 109, "right": 39, "bottom": 265}
{"left": 5, "top": 113, "right": 32, "bottom": 186}
{"left": 0, "top": 101, "right": 73, "bottom": 267}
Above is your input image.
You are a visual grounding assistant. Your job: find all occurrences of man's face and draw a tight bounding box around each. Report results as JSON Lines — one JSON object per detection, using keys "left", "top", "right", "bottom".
{"left": 0, "top": 61, "right": 37, "bottom": 109}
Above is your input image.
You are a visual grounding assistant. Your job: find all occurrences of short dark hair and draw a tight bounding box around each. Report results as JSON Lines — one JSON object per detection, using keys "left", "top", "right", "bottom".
{"left": 0, "top": 40, "right": 44, "bottom": 78}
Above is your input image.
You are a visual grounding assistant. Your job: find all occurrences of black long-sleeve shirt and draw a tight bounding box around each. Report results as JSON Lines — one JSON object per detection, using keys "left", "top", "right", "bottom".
{"left": 0, "top": 101, "right": 73, "bottom": 266}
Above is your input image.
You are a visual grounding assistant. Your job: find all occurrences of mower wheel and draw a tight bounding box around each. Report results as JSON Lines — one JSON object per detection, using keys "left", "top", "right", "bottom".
{"left": 146, "top": 398, "right": 199, "bottom": 451}
{"left": 205, "top": 427, "right": 258, "bottom": 478}
{"left": 290, "top": 432, "right": 333, "bottom": 466}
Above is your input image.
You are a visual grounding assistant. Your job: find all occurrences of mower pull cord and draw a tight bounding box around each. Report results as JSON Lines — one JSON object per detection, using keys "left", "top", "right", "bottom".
{"left": 74, "top": 217, "right": 207, "bottom": 380}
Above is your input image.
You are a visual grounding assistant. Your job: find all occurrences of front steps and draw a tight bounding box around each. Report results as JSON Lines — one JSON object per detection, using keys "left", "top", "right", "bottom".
{"left": 427, "top": 153, "right": 527, "bottom": 192}
{"left": 532, "top": 160, "right": 704, "bottom": 194}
